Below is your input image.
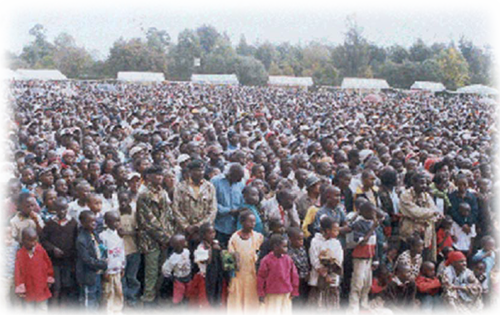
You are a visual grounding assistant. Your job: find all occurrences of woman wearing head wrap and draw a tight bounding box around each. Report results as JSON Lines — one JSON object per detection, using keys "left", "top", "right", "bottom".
{"left": 441, "top": 251, "right": 483, "bottom": 312}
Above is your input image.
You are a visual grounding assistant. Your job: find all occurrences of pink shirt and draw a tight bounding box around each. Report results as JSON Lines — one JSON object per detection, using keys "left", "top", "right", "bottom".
{"left": 257, "top": 252, "right": 299, "bottom": 297}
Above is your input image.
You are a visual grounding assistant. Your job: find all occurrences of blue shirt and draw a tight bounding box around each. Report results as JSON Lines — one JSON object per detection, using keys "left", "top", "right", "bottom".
{"left": 312, "top": 204, "right": 347, "bottom": 234}
{"left": 0, "top": 240, "right": 19, "bottom": 279}
{"left": 211, "top": 174, "right": 245, "bottom": 235}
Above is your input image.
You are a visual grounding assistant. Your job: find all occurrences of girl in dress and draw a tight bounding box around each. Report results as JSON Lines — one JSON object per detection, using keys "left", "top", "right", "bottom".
{"left": 227, "top": 210, "right": 264, "bottom": 313}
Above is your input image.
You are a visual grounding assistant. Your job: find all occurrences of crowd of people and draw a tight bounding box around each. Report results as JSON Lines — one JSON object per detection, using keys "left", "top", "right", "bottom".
{"left": 3, "top": 79, "right": 498, "bottom": 313}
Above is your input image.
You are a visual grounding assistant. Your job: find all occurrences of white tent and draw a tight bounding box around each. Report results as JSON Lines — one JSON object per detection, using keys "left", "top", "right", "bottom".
{"left": 15, "top": 69, "right": 67, "bottom": 81}
{"left": 191, "top": 74, "right": 239, "bottom": 85}
{"left": 117, "top": 71, "right": 165, "bottom": 82}
{"left": 341, "top": 78, "right": 390, "bottom": 90}
{"left": 268, "top": 76, "right": 313, "bottom": 87}
{"left": 456, "top": 84, "right": 499, "bottom": 96}
{"left": 410, "top": 81, "right": 446, "bottom": 92}
{"left": 1, "top": 69, "right": 21, "bottom": 80}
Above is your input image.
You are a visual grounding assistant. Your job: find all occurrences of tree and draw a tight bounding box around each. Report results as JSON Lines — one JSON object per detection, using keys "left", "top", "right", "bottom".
{"left": 235, "top": 56, "right": 268, "bottom": 86}
{"left": 437, "top": 47, "right": 470, "bottom": 89}
{"left": 409, "top": 39, "right": 432, "bottom": 62}
{"left": 167, "top": 29, "right": 201, "bottom": 80}
{"left": 196, "top": 25, "right": 220, "bottom": 54}
{"left": 53, "top": 33, "right": 95, "bottom": 78}
{"left": 20, "top": 24, "right": 56, "bottom": 68}
{"left": 236, "top": 35, "right": 255, "bottom": 56}
{"left": 255, "top": 42, "right": 278, "bottom": 70}
{"left": 388, "top": 45, "right": 410, "bottom": 64}
{"left": 146, "top": 27, "right": 170, "bottom": 53}
{"left": 459, "top": 37, "right": 494, "bottom": 85}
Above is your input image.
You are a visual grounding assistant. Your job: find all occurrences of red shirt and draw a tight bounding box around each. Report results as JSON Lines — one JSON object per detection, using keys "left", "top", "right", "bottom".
{"left": 437, "top": 228, "right": 453, "bottom": 252}
{"left": 15, "top": 243, "right": 54, "bottom": 302}
{"left": 415, "top": 275, "right": 441, "bottom": 296}
{"left": 257, "top": 252, "right": 299, "bottom": 297}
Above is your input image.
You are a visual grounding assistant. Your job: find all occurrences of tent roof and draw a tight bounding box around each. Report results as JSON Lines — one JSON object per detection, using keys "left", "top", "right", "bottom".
{"left": 456, "top": 84, "right": 499, "bottom": 95}
{"left": 341, "top": 78, "right": 390, "bottom": 90}
{"left": 268, "top": 76, "right": 313, "bottom": 87}
{"left": 15, "top": 69, "right": 67, "bottom": 81}
{"left": 410, "top": 81, "right": 446, "bottom": 92}
{"left": 191, "top": 74, "right": 239, "bottom": 85}
{"left": 1, "top": 69, "right": 21, "bottom": 80}
{"left": 117, "top": 71, "right": 165, "bottom": 82}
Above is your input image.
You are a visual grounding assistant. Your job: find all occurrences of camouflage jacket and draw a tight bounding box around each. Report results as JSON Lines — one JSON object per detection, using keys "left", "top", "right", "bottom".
{"left": 136, "top": 185, "right": 175, "bottom": 254}
{"left": 172, "top": 179, "right": 217, "bottom": 231}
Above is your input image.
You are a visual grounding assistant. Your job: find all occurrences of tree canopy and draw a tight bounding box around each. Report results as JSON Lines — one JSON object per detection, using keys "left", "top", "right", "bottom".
{"left": 6, "top": 20, "right": 495, "bottom": 88}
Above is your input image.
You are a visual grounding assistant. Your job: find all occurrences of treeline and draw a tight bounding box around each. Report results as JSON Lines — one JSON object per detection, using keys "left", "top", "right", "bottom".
{"left": 5, "top": 20, "right": 496, "bottom": 89}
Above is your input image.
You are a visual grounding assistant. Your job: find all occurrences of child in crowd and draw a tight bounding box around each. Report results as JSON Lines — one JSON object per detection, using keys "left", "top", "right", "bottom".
{"left": 15, "top": 227, "right": 54, "bottom": 311}
{"left": 437, "top": 246, "right": 454, "bottom": 276}
{"left": 286, "top": 227, "right": 310, "bottom": 308}
{"left": 308, "top": 217, "right": 344, "bottom": 310}
{"left": 395, "top": 235, "right": 424, "bottom": 282}
{"left": 0, "top": 221, "right": 22, "bottom": 315}
{"left": 0, "top": 178, "right": 22, "bottom": 220}
{"left": 227, "top": 210, "right": 264, "bottom": 313}
{"left": 195, "top": 223, "right": 227, "bottom": 308}
{"left": 76, "top": 210, "right": 108, "bottom": 309}
{"left": 88, "top": 194, "right": 105, "bottom": 234}
{"left": 348, "top": 200, "right": 378, "bottom": 313}
{"left": 258, "top": 218, "right": 287, "bottom": 264}
{"left": 117, "top": 190, "right": 141, "bottom": 307}
{"left": 380, "top": 245, "right": 399, "bottom": 273}
{"left": 162, "top": 234, "right": 192, "bottom": 305}
{"left": 473, "top": 261, "right": 488, "bottom": 297}
{"left": 416, "top": 261, "right": 442, "bottom": 311}
{"left": 41, "top": 197, "right": 78, "bottom": 306}
{"left": 237, "top": 186, "right": 264, "bottom": 234}
{"left": 472, "top": 235, "right": 496, "bottom": 298}
{"left": 40, "top": 189, "right": 58, "bottom": 223}
{"left": 10, "top": 192, "right": 44, "bottom": 243}
{"left": 257, "top": 234, "right": 299, "bottom": 314}
{"left": 370, "top": 264, "right": 392, "bottom": 299}
{"left": 68, "top": 181, "right": 91, "bottom": 223}
{"left": 100, "top": 211, "right": 126, "bottom": 313}
{"left": 379, "top": 263, "right": 418, "bottom": 311}
{"left": 436, "top": 216, "right": 454, "bottom": 253}
{"left": 450, "top": 202, "right": 476, "bottom": 257}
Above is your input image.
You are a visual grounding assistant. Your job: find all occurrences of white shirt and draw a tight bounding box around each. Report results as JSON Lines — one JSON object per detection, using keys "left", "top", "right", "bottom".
{"left": 308, "top": 233, "right": 343, "bottom": 287}
{"left": 99, "top": 228, "right": 126, "bottom": 274}
{"left": 68, "top": 200, "right": 89, "bottom": 224}
{"left": 162, "top": 248, "right": 191, "bottom": 279}
{"left": 451, "top": 221, "right": 476, "bottom": 251}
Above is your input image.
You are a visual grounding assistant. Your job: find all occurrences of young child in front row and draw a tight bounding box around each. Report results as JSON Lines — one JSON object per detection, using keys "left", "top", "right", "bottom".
{"left": 76, "top": 210, "right": 108, "bottom": 310}
{"left": 257, "top": 234, "right": 299, "bottom": 315}
{"left": 100, "top": 211, "right": 126, "bottom": 313}
{"left": 308, "top": 217, "right": 344, "bottom": 310}
{"left": 286, "top": 227, "right": 310, "bottom": 309}
{"left": 227, "top": 210, "right": 264, "bottom": 313}
{"left": 0, "top": 221, "right": 22, "bottom": 315}
{"left": 15, "top": 227, "right": 54, "bottom": 312}
{"left": 188, "top": 223, "right": 227, "bottom": 315}
{"left": 162, "top": 234, "right": 192, "bottom": 305}
{"left": 416, "top": 261, "right": 442, "bottom": 311}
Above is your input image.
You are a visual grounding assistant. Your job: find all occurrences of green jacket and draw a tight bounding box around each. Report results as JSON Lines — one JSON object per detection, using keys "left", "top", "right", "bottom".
{"left": 137, "top": 185, "right": 175, "bottom": 254}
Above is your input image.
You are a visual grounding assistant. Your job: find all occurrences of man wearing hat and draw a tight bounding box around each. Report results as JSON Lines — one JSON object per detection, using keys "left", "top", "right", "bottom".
{"left": 295, "top": 173, "right": 321, "bottom": 221}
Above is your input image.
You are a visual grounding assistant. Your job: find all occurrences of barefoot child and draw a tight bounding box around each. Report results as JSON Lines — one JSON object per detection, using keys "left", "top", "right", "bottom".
{"left": 257, "top": 234, "right": 299, "bottom": 314}
{"left": 15, "top": 227, "right": 54, "bottom": 311}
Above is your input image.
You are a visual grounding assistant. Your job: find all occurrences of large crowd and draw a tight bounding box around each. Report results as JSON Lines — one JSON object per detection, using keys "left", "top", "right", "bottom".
{"left": 3, "top": 79, "right": 498, "bottom": 313}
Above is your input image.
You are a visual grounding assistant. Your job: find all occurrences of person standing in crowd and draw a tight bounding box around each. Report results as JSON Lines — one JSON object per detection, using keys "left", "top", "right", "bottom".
{"left": 211, "top": 163, "right": 245, "bottom": 248}
{"left": 136, "top": 166, "right": 175, "bottom": 305}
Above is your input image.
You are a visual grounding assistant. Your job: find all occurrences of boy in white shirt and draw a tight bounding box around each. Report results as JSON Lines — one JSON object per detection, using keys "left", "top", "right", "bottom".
{"left": 162, "top": 234, "right": 191, "bottom": 305}
{"left": 450, "top": 203, "right": 476, "bottom": 256}
{"left": 99, "top": 211, "right": 126, "bottom": 313}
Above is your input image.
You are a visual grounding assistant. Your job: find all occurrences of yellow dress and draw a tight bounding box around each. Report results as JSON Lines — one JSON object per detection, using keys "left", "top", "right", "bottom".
{"left": 227, "top": 230, "right": 264, "bottom": 314}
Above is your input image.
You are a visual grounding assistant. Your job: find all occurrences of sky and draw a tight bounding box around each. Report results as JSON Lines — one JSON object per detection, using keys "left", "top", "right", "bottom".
{"left": 1, "top": 0, "right": 497, "bottom": 61}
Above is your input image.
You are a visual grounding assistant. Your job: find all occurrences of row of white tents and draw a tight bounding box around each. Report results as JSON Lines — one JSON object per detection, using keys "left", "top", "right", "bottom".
{"left": 2, "top": 69, "right": 498, "bottom": 95}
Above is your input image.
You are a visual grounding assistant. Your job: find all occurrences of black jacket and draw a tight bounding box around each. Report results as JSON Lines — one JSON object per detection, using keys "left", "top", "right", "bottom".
{"left": 76, "top": 228, "right": 107, "bottom": 286}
